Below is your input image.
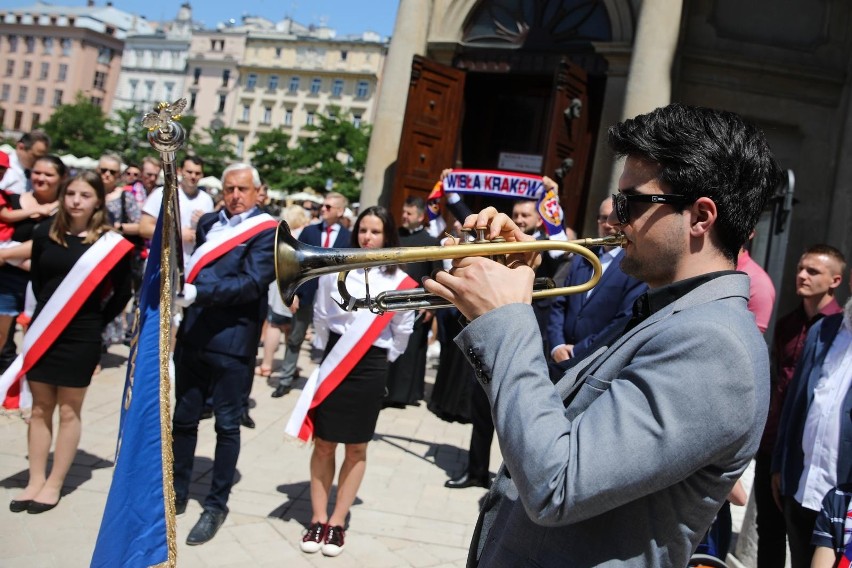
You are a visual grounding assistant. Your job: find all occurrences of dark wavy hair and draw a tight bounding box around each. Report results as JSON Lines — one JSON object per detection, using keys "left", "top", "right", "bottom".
{"left": 50, "top": 170, "right": 112, "bottom": 246}
{"left": 607, "top": 103, "right": 781, "bottom": 262}
{"left": 351, "top": 206, "right": 399, "bottom": 274}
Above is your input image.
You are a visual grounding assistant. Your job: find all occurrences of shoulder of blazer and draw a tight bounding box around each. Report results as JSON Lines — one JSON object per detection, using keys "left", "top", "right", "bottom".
{"left": 670, "top": 273, "right": 749, "bottom": 313}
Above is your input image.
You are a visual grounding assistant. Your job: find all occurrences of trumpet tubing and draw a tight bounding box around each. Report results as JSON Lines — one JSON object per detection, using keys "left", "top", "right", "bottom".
{"left": 275, "top": 221, "right": 626, "bottom": 313}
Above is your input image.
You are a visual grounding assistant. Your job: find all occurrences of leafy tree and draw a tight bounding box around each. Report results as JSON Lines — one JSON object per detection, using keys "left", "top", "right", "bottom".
{"left": 250, "top": 106, "right": 371, "bottom": 201}
{"left": 40, "top": 92, "right": 115, "bottom": 157}
{"left": 188, "top": 124, "right": 238, "bottom": 179}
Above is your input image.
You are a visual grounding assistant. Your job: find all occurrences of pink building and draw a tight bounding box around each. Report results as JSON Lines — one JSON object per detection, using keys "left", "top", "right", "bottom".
{"left": 0, "top": 2, "right": 154, "bottom": 135}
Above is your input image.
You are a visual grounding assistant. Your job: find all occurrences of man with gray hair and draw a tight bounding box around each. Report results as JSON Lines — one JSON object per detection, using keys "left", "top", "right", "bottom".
{"left": 170, "top": 162, "right": 278, "bottom": 545}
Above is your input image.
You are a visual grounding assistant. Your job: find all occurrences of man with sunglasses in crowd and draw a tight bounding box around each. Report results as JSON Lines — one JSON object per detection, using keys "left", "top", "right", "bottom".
{"left": 423, "top": 103, "right": 779, "bottom": 567}
{"left": 271, "top": 191, "right": 350, "bottom": 398}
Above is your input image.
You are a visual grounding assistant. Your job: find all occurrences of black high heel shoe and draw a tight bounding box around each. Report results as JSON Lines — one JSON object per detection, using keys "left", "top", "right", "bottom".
{"left": 9, "top": 499, "right": 33, "bottom": 513}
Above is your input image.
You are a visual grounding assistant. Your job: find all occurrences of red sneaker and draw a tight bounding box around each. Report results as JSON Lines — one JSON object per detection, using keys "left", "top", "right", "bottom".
{"left": 300, "top": 521, "right": 327, "bottom": 553}
{"left": 322, "top": 524, "right": 346, "bottom": 557}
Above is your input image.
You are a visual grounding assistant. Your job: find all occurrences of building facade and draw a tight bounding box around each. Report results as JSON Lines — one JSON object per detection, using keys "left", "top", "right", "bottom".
{"left": 112, "top": 3, "right": 198, "bottom": 114}
{"left": 184, "top": 29, "right": 247, "bottom": 136}
{"left": 230, "top": 29, "right": 386, "bottom": 159}
{"left": 0, "top": 2, "right": 154, "bottom": 135}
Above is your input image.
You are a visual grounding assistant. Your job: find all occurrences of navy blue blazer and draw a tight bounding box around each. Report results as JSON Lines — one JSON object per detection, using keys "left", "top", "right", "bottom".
{"left": 546, "top": 248, "right": 646, "bottom": 359}
{"left": 293, "top": 222, "right": 351, "bottom": 306}
{"left": 177, "top": 209, "right": 277, "bottom": 358}
{"left": 772, "top": 314, "right": 852, "bottom": 496}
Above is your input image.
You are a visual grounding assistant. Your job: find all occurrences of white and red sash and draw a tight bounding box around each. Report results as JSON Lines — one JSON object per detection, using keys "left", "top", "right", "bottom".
{"left": 285, "top": 273, "right": 418, "bottom": 443}
{"left": 0, "top": 231, "right": 133, "bottom": 407}
{"left": 185, "top": 213, "right": 277, "bottom": 283}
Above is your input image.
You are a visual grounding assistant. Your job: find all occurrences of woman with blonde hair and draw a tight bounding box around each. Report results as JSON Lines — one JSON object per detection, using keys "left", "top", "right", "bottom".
{"left": 3, "top": 171, "right": 132, "bottom": 513}
{"left": 260, "top": 204, "right": 312, "bottom": 392}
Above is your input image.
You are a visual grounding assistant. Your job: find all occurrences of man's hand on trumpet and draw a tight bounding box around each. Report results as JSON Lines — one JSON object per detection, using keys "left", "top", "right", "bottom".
{"left": 423, "top": 206, "right": 538, "bottom": 322}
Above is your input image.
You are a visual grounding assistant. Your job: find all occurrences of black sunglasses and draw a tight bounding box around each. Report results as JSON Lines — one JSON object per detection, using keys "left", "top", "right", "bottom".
{"left": 98, "top": 167, "right": 119, "bottom": 176}
{"left": 611, "top": 191, "right": 694, "bottom": 225}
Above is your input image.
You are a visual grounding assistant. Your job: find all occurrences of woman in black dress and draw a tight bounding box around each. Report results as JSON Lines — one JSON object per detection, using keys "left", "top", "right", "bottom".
{"left": 300, "top": 207, "right": 414, "bottom": 557}
{"left": 6, "top": 171, "right": 131, "bottom": 514}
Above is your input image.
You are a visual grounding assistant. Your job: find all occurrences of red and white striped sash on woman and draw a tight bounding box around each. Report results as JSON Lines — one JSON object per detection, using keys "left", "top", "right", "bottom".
{"left": 0, "top": 231, "right": 133, "bottom": 406}
{"left": 285, "top": 273, "right": 418, "bottom": 443}
{"left": 185, "top": 213, "right": 277, "bottom": 283}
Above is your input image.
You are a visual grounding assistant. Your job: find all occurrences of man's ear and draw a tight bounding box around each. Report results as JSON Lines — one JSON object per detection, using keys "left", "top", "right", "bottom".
{"left": 688, "top": 197, "right": 717, "bottom": 237}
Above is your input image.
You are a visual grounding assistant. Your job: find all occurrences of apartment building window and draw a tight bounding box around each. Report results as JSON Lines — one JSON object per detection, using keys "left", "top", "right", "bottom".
{"left": 98, "top": 47, "right": 112, "bottom": 65}
{"left": 8, "top": 36, "right": 18, "bottom": 53}
{"left": 18, "top": 86, "right": 28, "bottom": 103}
{"left": 0, "top": 108, "right": 4, "bottom": 127}
{"left": 31, "top": 113, "right": 40, "bottom": 128}
{"left": 222, "top": 69, "right": 230, "bottom": 87}
{"left": 306, "top": 111, "right": 315, "bottom": 126}
{"left": 241, "top": 104, "right": 250, "bottom": 122}
{"left": 353, "top": 114, "right": 362, "bottom": 128}
{"left": 145, "top": 81, "right": 154, "bottom": 100}
{"left": 217, "top": 94, "right": 226, "bottom": 113}
{"left": 1, "top": 85, "right": 9, "bottom": 101}
{"left": 189, "top": 91, "right": 197, "bottom": 110}
{"left": 22, "top": 61, "right": 31, "bottom": 78}
{"left": 332, "top": 79, "right": 344, "bottom": 97}
{"left": 53, "top": 89, "right": 63, "bottom": 107}
{"left": 193, "top": 67, "right": 201, "bottom": 85}
{"left": 164, "top": 82, "right": 174, "bottom": 101}
{"left": 262, "top": 106, "right": 272, "bottom": 124}
{"left": 246, "top": 73, "right": 257, "bottom": 90}
{"left": 275, "top": 47, "right": 282, "bottom": 57}
{"left": 237, "top": 136, "right": 245, "bottom": 156}
{"left": 35, "top": 87, "right": 45, "bottom": 105}
{"left": 128, "top": 79, "right": 138, "bottom": 100}
{"left": 356, "top": 80, "right": 369, "bottom": 98}
{"left": 91, "top": 96, "right": 103, "bottom": 107}
{"left": 14, "top": 111, "right": 23, "bottom": 130}
{"left": 61, "top": 38, "right": 71, "bottom": 56}
{"left": 4, "top": 61, "right": 13, "bottom": 77}
{"left": 93, "top": 71, "right": 107, "bottom": 90}
{"left": 340, "top": 50, "right": 347, "bottom": 61}
{"left": 25, "top": 36, "right": 34, "bottom": 53}
{"left": 310, "top": 78, "right": 322, "bottom": 95}
{"left": 288, "top": 76, "right": 299, "bottom": 93}
{"left": 43, "top": 37, "right": 53, "bottom": 54}
{"left": 39, "top": 62, "right": 49, "bottom": 80}
{"left": 58, "top": 64, "right": 67, "bottom": 82}
{"left": 268, "top": 75, "right": 279, "bottom": 91}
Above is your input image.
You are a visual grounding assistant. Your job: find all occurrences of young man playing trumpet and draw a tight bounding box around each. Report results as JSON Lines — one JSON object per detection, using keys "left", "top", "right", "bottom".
{"left": 423, "top": 103, "right": 779, "bottom": 567}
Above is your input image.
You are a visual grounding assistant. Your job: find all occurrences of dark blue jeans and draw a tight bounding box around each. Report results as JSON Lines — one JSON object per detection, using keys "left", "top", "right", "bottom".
{"left": 172, "top": 346, "right": 251, "bottom": 513}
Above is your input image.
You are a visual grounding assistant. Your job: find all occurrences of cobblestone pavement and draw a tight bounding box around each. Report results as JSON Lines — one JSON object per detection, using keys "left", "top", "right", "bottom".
{"left": 0, "top": 340, "right": 498, "bottom": 567}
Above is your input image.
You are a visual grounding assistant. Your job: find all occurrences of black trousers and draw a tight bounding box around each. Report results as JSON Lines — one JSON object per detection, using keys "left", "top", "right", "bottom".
{"left": 754, "top": 452, "right": 788, "bottom": 568}
{"left": 783, "top": 495, "right": 818, "bottom": 568}
{"left": 172, "top": 346, "right": 251, "bottom": 513}
{"left": 467, "top": 379, "right": 494, "bottom": 480}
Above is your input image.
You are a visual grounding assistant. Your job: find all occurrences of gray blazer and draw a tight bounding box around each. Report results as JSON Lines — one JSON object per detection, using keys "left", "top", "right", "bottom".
{"left": 455, "top": 273, "right": 769, "bottom": 567}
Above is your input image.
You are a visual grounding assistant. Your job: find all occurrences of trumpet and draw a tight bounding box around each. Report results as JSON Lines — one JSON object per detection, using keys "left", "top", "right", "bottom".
{"left": 275, "top": 222, "right": 627, "bottom": 314}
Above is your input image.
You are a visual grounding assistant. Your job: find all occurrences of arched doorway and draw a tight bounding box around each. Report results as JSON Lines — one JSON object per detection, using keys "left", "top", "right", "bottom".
{"left": 390, "top": 0, "right": 618, "bottom": 231}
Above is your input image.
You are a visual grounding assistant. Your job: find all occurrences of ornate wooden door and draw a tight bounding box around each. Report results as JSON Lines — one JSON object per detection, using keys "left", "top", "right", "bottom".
{"left": 542, "top": 60, "right": 590, "bottom": 231}
{"left": 390, "top": 56, "right": 466, "bottom": 221}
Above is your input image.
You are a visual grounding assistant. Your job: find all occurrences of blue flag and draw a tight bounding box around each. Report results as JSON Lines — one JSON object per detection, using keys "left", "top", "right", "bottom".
{"left": 91, "top": 213, "right": 176, "bottom": 567}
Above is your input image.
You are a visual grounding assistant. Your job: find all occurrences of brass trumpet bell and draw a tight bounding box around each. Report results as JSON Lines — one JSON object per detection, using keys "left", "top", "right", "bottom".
{"left": 275, "top": 221, "right": 627, "bottom": 313}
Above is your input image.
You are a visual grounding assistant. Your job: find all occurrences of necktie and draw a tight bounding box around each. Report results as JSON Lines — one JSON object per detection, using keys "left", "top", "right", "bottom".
{"left": 323, "top": 226, "right": 333, "bottom": 247}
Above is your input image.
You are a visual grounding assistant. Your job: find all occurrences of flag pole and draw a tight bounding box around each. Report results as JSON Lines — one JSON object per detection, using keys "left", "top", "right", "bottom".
{"left": 143, "top": 99, "right": 188, "bottom": 567}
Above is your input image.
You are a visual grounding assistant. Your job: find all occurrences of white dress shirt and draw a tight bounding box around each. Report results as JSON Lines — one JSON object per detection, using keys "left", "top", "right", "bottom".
{"left": 312, "top": 269, "right": 414, "bottom": 362}
{"left": 795, "top": 318, "right": 852, "bottom": 510}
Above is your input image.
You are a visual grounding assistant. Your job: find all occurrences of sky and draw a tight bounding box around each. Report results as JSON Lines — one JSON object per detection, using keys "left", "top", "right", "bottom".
{"left": 0, "top": 0, "right": 400, "bottom": 37}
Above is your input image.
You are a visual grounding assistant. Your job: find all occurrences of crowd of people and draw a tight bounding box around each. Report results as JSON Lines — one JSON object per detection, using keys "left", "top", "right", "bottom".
{"left": 1, "top": 101, "right": 850, "bottom": 567}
